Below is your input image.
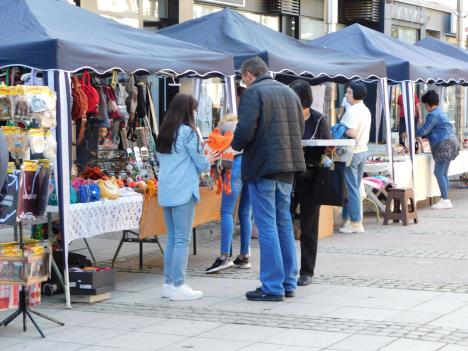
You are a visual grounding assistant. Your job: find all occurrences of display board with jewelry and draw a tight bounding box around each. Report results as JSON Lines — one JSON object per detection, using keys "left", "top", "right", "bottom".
{"left": 71, "top": 70, "right": 159, "bottom": 203}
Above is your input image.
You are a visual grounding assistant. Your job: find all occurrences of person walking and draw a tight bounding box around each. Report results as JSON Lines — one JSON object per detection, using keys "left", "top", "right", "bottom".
{"left": 339, "top": 81, "right": 371, "bottom": 234}
{"left": 289, "top": 79, "right": 331, "bottom": 286}
{"left": 156, "top": 93, "right": 219, "bottom": 301}
{"left": 206, "top": 113, "right": 253, "bottom": 273}
{"left": 417, "top": 90, "right": 459, "bottom": 210}
{"left": 231, "top": 57, "right": 305, "bottom": 301}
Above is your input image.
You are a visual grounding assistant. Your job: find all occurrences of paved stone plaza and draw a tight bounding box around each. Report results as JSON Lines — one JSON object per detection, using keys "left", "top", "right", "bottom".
{"left": 1, "top": 186, "right": 468, "bottom": 350}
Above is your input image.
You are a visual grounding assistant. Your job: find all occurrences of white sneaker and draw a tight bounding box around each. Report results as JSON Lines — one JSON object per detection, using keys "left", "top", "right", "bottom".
{"left": 432, "top": 199, "right": 453, "bottom": 210}
{"left": 339, "top": 222, "right": 365, "bottom": 234}
{"left": 170, "top": 284, "right": 203, "bottom": 301}
{"left": 161, "top": 283, "right": 173, "bottom": 298}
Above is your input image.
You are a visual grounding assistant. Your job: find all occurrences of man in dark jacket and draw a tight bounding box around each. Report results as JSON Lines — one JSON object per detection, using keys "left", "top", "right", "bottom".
{"left": 232, "top": 57, "right": 306, "bottom": 301}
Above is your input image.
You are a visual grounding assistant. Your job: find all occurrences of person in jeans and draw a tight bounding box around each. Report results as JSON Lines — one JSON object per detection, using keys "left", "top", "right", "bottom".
{"left": 232, "top": 57, "right": 306, "bottom": 301}
{"left": 417, "top": 90, "right": 459, "bottom": 210}
{"left": 206, "top": 113, "right": 252, "bottom": 273}
{"left": 339, "top": 81, "right": 371, "bottom": 234}
{"left": 289, "top": 79, "right": 331, "bottom": 286}
{"left": 156, "top": 93, "right": 219, "bottom": 301}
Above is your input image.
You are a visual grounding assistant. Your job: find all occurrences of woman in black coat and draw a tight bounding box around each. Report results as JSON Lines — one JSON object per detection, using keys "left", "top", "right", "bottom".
{"left": 289, "top": 79, "right": 331, "bottom": 286}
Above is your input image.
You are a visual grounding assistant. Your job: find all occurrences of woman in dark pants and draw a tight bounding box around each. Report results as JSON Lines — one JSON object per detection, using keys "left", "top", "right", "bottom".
{"left": 289, "top": 80, "right": 331, "bottom": 286}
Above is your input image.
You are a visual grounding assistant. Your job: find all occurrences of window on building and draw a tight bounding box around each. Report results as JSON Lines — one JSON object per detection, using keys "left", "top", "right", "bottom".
{"left": 141, "top": 0, "right": 161, "bottom": 19}
{"left": 193, "top": 5, "right": 279, "bottom": 31}
{"left": 96, "top": 0, "right": 138, "bottom": 13}
{"left": 391, "top": 25, "right": 420, "bottom": 44}
{"left": 243, "top": 12, "right": 279, "bottom": 31}
{"left": 300, "top": 17, "right": 324, "bottom": 40}
{"left": 193, "top": 4, "right": 224, "bottom": 18}
{"left": 426, "top": 30, "right": 440, "bottom": 39}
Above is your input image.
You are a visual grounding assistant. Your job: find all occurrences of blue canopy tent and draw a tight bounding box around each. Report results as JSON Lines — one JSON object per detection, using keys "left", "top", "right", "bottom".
{"left": 0, "top": 0, "right": 234, "bottom": 309}
{"left": 416, "top": 37, "right": 468, "bottom": 63}
{"left": 158, "top": 8, "right": 387, "bottom": 81}
{"left": 309, "top": 24, "right": 468, "bottom": 184}
{"left": 158, "top": 8, "right": 387, "bottom": 143}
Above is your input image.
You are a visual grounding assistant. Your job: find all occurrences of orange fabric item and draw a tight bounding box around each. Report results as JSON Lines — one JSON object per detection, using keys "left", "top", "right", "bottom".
{"left": 206, "top": 128, "right": 233, "bottom": 152}
{"left": 223, "top": 169, "right": 232, "bottom": 195}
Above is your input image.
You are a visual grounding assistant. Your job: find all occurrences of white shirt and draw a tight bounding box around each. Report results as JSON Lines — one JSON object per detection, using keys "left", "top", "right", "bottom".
{"left": 340, "top": 101, "right": 371, "bottom": 154}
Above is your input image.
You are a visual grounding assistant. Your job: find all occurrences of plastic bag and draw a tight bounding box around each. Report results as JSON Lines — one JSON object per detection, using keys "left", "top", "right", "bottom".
{"left": 0, "top": 86, "right": 12, "bottom": 120}
{"left": 29, "top": 129, "right": 46, "bottom": 156}
{"left": 43, "top": 131, "right": 57, "bottom": 160}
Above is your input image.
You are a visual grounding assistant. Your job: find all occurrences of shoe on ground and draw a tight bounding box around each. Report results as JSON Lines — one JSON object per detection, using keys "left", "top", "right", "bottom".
{"left": 170, "top": 284, "right": 203, "bottom": 301}
{"left": 161, "top": 283, "right": 173, "bottom": 298}
{"left": 297, "top": 275, "right": 313, "bottom": 286}
{"left": 339, "top": 221, "right": 365, "bottom": 234}
{"left": 246, "top": 287, "right": 284, "bottom": 302}
{"left": 432, "top": 199, "right": 453, "bottom": 210}
{"left": 206, "top": 256, "right": 234, "bottom": 274}
{"left": 233, "top": 255, "right": 251, "bottom": 269}
{"left": 285, "top": 290, "right": 295, "bottom": 298}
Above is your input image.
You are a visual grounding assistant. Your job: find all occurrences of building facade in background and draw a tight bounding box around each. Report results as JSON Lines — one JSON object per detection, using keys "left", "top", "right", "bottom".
{"left": 71, "top": 1, "right": 466, "bottom": 46}
{"left": 71, "top": 0, "right": 467, "bottom": 131}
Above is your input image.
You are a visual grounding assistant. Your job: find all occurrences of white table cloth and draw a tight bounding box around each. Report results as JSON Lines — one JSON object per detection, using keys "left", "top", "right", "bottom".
{"left": 448, "top": 150, "right": 468, "bottom": 177}
{"left": 62, "top": 194, "right": 143, "bottom": 245}
{"left": 364, "top": 154, "right": 440, "bottom": 202}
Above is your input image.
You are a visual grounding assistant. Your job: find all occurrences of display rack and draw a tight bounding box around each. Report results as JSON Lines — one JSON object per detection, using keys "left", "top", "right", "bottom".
{"left": 0, "top": 222, "right": 64, "bottom": 338}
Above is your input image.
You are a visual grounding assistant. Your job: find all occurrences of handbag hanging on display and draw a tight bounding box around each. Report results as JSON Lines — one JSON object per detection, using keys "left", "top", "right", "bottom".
{"left": 80, "top": 71, "right": 99, "bottom": 115}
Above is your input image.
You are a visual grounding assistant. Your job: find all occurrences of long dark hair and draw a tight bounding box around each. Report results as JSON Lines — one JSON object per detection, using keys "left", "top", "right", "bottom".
{"left": 156, "top": 93, "right": 198, "bottom": 154}
{"left": 289, "top": 79, "right": 312, "bottom": 108}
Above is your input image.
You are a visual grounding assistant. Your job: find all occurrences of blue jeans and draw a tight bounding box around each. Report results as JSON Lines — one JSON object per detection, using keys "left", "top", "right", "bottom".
{"left": 162, "top": 197, "right": 196, "bottom": 287}
{"left": 248, "top": 178, "right": 298, "bottom": 296}
{"left": 221, "top": 156, "right": 252, "bottom": 255}
{"left": 342, "top": 152, "right": 367, "bottom": 223}
{"left": 434, "top": 159, "right": 451, "bottom": 199}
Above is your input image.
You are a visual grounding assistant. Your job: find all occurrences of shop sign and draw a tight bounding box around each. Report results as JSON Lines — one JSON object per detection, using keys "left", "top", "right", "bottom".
{"left": 392, "top": 5, "right": 428, "bottom": 24}
{"left": 198, "top": 0, "right": 245, "bottom": 7}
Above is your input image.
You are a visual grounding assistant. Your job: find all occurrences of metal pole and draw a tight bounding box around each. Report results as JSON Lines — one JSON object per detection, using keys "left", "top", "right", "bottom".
{"left": 138, "top": 0, "right": 144, "bottom": 29}
{"left": 457, "top": 0, "right": 466, "bottom": 147}
{"left": 324, "top": 0, "right": 338, "bottom": 34}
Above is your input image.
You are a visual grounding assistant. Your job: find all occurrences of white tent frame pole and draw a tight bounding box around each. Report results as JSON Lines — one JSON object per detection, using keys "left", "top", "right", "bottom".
{"left": 48, "top": 70, "right": 72, "bottom": 309}
{"left": 228, "top": 75, "right": 237, "bottom": 115}
{"left": 378, "top": 78, "right": 394, "bottom": 180}
{"left": 402, "top": 80, "right": 416, "bottom": 185}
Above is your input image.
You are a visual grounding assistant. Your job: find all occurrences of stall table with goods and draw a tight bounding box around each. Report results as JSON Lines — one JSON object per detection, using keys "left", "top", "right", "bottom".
{"left": 365, "top": 150, "right": 468, "bottom": 204}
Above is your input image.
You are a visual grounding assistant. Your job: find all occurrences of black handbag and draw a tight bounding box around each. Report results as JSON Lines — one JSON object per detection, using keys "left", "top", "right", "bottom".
{"left": 311, "top": 161, "right": 347, "bottom": 206}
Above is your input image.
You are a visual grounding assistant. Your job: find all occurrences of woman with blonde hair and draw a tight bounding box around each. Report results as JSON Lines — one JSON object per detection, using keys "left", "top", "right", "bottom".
{"left": 206, "top": 113, "right": 253, "bottom": 273}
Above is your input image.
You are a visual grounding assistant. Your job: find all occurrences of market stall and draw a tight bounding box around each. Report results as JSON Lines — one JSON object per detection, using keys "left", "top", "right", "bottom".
{"left": 310, "top": 24, "right": 468, "bottom": 200}
{"left": 158, "top": 9, "right": 388, "bottom": 234}
{"left": 0, "top": 0, "right": 235, "bottom": 313}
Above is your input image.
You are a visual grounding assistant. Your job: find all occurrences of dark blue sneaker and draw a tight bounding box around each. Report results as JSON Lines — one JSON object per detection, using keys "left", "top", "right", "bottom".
{"left": 246, "top": 287, "right": 284, "bottom": 301}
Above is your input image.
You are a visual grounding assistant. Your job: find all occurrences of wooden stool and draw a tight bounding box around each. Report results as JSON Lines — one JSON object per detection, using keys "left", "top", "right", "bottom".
{"left": 383, "top": 188, "right": 418, "bottom": 226}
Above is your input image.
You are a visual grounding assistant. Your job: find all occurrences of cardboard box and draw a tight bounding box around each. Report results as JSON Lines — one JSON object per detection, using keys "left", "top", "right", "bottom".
{"left": 69, "top": 269, "right": 115, "bottom": 295}
{"left": 318, "top": 205, "right": 334, "bottom": 239}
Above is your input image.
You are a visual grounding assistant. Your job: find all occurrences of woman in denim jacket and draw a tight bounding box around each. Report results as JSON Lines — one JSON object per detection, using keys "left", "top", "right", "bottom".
{"left": 417, "top": 90, "right": 459, "bottom": 210}
{"left": 205, "top": 113, "right": 253, "bottom": 274}
{"left": 157, "top": 93, "right": 219, "bottom": 301}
